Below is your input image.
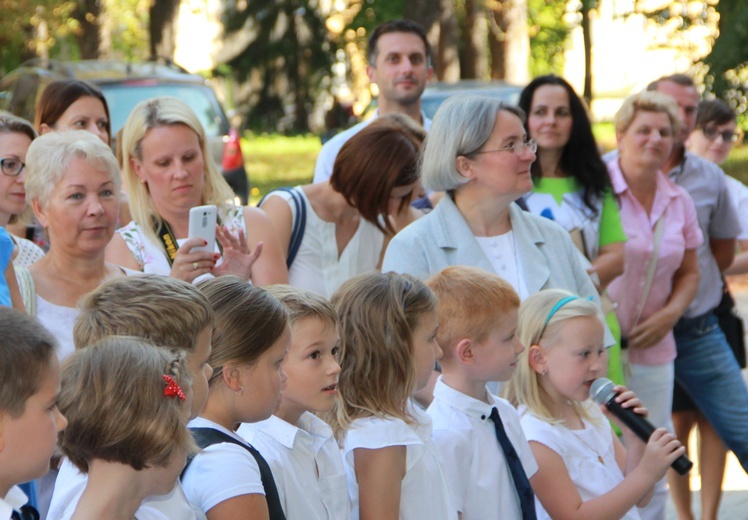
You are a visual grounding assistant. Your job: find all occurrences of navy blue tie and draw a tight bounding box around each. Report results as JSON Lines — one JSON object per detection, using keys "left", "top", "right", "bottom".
{"left": 489, "top": 407, "right": 536, "bottom": 520}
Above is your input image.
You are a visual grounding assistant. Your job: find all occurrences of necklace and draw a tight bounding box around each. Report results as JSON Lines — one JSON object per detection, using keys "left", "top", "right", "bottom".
{"left": 570, "top": 428, "right": 605, "bottom": 465}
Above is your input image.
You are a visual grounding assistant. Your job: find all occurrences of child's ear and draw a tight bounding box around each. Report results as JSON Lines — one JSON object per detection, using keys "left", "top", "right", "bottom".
{"left": 221, "top": 363, "right": 244, "bottom": 394}
{"left": 455, "top": 338, "right": 474, "bottom": 364}
{"left": 527, "top": 345, "right": 547, "bottom": 375}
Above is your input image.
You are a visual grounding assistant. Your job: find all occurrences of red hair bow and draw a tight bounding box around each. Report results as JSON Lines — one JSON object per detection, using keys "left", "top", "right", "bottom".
{"left": 163, "top": 375, "right": 186, "bottom": 400}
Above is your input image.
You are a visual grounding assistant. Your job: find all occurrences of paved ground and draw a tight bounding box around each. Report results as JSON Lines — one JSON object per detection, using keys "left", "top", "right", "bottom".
{"left": 663, "top": 289, "right": 748, "bottom": 519}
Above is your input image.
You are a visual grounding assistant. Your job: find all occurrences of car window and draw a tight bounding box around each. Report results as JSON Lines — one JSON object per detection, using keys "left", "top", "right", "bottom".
{"left": 99, "top": 83, "right": 228, "bottom": 137}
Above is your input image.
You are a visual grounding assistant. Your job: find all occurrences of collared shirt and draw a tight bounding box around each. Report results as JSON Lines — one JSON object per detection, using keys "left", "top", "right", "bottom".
{"left": 0, "top": 486, "right": 28, "bottom": 520}
{"left": 607, "top": 159, "right": 703, "bottom": 365}
{"left": 667, "top": 151, "right": 740, "bottom": 315}
{"left": 604, "top": 149, "right": 740, "bottom": 316}
{"left": 427, "top": 378, "right": 538, "bottom": 520}
{"left": 312, "top": 110, "right": 432, "bottom": 183}
{"left": 237, "top": 413, "right": 349, "bottom": 520}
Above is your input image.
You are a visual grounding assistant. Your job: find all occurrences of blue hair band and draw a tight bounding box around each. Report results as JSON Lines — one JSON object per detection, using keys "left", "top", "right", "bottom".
{"left": 539, "top": 295, "right": 596, "bottom": 337}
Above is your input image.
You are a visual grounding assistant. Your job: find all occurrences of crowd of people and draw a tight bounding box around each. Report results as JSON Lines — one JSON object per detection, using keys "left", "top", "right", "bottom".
{"left": 1, "top": 17, "right": 747, "bottom": 520}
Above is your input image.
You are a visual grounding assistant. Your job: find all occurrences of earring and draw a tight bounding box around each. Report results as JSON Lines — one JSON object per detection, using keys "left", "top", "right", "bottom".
{"left": 235, "top": 386, "right": 244, "bottom": 396}
{"left": 542, "top": 369, "right": 548, "bottom": 376}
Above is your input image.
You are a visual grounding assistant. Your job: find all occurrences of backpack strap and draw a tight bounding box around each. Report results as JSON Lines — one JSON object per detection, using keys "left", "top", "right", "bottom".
{"left": 258, "top": 188, "right": 307, "bottom": 269}
{"left": 182, "top": 427, "right": 286, "bottom": 520}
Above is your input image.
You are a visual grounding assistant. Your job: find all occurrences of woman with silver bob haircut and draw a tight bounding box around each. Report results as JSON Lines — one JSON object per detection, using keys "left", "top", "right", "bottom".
{"left": 383, "top": 95, "right": 609, "bottom": 399}
{"left": 18, "top": 130, "right": 130, "bottom": 361}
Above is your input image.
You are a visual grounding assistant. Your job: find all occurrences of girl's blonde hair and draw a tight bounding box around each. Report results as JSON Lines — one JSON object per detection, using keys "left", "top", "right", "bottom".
{"left": 328, "top": 272, "right": 437, "bottom": 438}
{"left": 58, "top": 337, "right": 196, "bottom": 473}
{"left": 120, "top": 96, "right": 235, "bottom": 254}
{"left": 503, "top": 289, "right": 604, "bottom": 424}
{"left": 197, "top": 276, "right": 288, "bottom": 385}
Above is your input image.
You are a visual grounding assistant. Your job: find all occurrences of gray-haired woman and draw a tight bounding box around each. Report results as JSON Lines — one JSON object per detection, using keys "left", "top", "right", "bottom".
{"left": 18, "top": 130, "right": 132, "bottom": 360}
{"left": 383, "top": 95, "right": 600, "bottom": 303}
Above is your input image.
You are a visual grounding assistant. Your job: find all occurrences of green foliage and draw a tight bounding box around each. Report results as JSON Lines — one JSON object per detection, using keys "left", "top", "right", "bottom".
{"left": 106, "top": 0, "right": 150, "bottom": 61}
{"left": 528, "top": 0, "right": 569, "bottom": 77}
{"left": 0, "top": 0, "right": 77, "bottom": 74}
{"left": 347, "top": 0, "right": 406, "bottom": 35}
{"left": 221, "top": 1, "right": 334, "bottom": 134}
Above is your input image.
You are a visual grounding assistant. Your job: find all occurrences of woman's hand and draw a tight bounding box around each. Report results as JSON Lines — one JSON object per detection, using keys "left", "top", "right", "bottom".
{"left": 169, "top": 237, "right": 217, "bottom": 283}
{"left": 628, "top": 307, "right": 679, "bottom": 350}
{"left": 213, "top": 225, "right": 263, "bottom": 281}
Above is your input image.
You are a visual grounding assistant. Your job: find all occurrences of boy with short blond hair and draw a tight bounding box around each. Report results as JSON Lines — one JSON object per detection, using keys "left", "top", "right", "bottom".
{"left": 425, "top": 265, "right": 537, "bottom": 520}
{"left": 0, "top": 308, "right": 67, "bottom": 519}
{"left": 238, "top": 285, "right": 349, "bottom": 520}
{"left": 48, "top": 275, "right": 214, "bottom": 520}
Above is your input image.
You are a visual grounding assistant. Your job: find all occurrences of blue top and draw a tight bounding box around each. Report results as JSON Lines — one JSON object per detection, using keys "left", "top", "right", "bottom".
{"left": 0, "top": 227, "right": 13, "bottom": 307}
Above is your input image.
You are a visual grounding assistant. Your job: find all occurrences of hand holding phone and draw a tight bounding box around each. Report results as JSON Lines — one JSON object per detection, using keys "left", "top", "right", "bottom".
{"left": 188, "top": 205, "right": 217, "bottom": 253}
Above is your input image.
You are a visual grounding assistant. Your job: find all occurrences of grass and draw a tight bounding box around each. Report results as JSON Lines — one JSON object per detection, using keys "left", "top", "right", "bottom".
{"left": 239, "top": 131, "right": 748, "bottom": 206}
{"left": 241, "top": 134, "right": 320, "bottom": 205}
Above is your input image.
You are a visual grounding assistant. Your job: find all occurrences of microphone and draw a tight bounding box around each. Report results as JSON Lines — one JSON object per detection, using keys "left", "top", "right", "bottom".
{"left": 590, "top": 378, "right": 692, "bottom": 475}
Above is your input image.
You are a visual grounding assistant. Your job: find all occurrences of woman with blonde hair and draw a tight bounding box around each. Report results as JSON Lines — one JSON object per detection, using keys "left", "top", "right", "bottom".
{"left": 605, "top": 90, "right": 702, "bottom": 520}
{"left": 106, "top": 97, "right": 286, "bottom": 285}
{"left": 18, "top": 130, "right": 131, "bottom": 359}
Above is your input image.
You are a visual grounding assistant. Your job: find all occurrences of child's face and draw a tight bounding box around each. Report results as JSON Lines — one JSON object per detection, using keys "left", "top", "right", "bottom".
{"left": 539, "top": 316, "right": 606, "bottom": 404}
{"left": 472, "top": 308, "right": 524, "bottom": 383}
{"left": 186, "top": 326, "right": 213, "bottom": 419}
{"left": 277, "top": 317, "right": 340, "bottom": 422}
{"left": 412, "top": 309, "right": 442, "bottom": 392}
{"left": 238, "top": 325, "right": 291, "bottom": 423}
{"left": 0, "top": 356, "right": 67, "bottom": 487}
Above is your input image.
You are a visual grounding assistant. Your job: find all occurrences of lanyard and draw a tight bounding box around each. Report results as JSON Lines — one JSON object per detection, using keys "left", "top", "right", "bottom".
{"left": 154, "top": 217, "right": 224, "bottom": 267}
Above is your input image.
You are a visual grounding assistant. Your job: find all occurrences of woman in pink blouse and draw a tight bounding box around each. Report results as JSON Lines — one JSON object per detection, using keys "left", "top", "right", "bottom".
{"left": 606, "top": 91, "right": 702, "bottom": 520}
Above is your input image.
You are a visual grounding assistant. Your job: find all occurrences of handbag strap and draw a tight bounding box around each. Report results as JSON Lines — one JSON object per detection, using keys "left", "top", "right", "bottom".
{"left": 258, "top": 187, "right": 307, "bottom": 269}
{"left": 632, "top": 216, "right": 664, "bottom": 327}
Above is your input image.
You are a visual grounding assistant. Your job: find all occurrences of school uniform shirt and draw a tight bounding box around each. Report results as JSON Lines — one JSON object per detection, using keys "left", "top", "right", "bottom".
{"left": 181, "top": 417, "right": 265, "bottom": 519}
{"left": 520, "top": 401, "right": 640, "bottom": 520}
{"left": 237, "top": 413, "right": 350, "bottom": 520}
{"left": 427, "top": 378, "right": 538, "bottom": 520}
{"left": 48, "top": 458, "right": 197, "bottom": 520}
{"left": 342, "top": 400, "right": 456, "bottom": 520}
{"left": 1, "top": 486, "right": 27, "bottom": 520}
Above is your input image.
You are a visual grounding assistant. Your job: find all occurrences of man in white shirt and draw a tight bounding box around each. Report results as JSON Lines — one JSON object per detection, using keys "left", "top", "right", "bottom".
{"left": 313, "top": 19, "right": 433, "bottom": 183}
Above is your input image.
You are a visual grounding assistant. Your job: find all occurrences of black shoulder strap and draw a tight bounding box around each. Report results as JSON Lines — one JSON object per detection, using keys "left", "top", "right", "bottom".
{"left": 258, "top": 187, "right": 307, "bottom": 269}
{"left": 182, "top": 427, "right": 287, "bottom": 520}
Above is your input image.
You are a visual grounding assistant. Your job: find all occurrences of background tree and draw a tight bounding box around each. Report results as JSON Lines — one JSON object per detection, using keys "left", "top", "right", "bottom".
{"left": 221, "top": 0, "right": 333, "bottom": 133}
{"left": 149, "top": 0, "right": 180, "bottom": 58}
{"left": 71, "top": 0, "right": 102, "bottom": 59}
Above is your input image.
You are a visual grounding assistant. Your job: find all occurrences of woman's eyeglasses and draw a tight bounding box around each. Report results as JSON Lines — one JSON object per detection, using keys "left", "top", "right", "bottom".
{"left": 473, "top": 138, "right": 538, "bottom": 156}
{"left": 0, "top": 157, "right": 25, "bottom": 176}
{"left": 702, "top": 126, "right": 740, "bottom": 143}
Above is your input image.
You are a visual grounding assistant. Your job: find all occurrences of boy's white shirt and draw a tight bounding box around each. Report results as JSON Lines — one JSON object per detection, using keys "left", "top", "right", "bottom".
{"left": 0, "top": 486, "right": 28, "bottom": 520}
{"left": 48, "top": 458, "right": 197, "bottom": 520}
{"left": 427, "top": 376, "right": 538, "bottom": 520}
{"left": 237, "top": 412, "right": 350, "bottom": 520}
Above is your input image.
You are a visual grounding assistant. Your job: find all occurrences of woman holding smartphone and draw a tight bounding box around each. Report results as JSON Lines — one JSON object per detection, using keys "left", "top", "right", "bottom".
{"left": 106, "top": 97, "right": 287, "bottom": 285}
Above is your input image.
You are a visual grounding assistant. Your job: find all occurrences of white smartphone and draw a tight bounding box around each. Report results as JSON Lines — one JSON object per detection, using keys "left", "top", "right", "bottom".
{"left": 188, "top": 205, "right": 217, "bottom": 253}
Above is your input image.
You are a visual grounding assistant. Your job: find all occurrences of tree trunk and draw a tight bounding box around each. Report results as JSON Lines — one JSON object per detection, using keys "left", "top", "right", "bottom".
{"left": 488, "top": 1, "right": 509, "bottom": 79}
{"left": 149, "top": 0, "right": 180, "bottom": 59}
{"left": 461, "top": 0, "right": 488, "bottom": 79}
{"left": 503, "top": 0, "right": 530, "bottom": 84}
{"left": 72, "top": 0, "right": 101, "bottom": 59}
{"left": 438, "top": 0, "right": 459, "bottom": 81}
{"left": 581, "top": 0, "right": 593, "bottom": 105}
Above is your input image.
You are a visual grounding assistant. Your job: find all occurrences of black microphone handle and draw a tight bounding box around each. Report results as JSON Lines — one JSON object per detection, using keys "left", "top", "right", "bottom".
{"left": 604, "top": 397, "right": 693, "bottom": 476}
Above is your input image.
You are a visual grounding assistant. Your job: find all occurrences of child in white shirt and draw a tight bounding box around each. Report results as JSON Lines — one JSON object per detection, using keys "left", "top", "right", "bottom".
{"left": 425, "top": 266, "right": 538, "bottom": 520}
{"left": 503, "top": 289, "right": 685, "bottom": 520}
{"left": 238, "top": 285, "right": 349, "bottom": 520}
{"left": 329, "top": 272, "right": 456, "bottom": 520}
